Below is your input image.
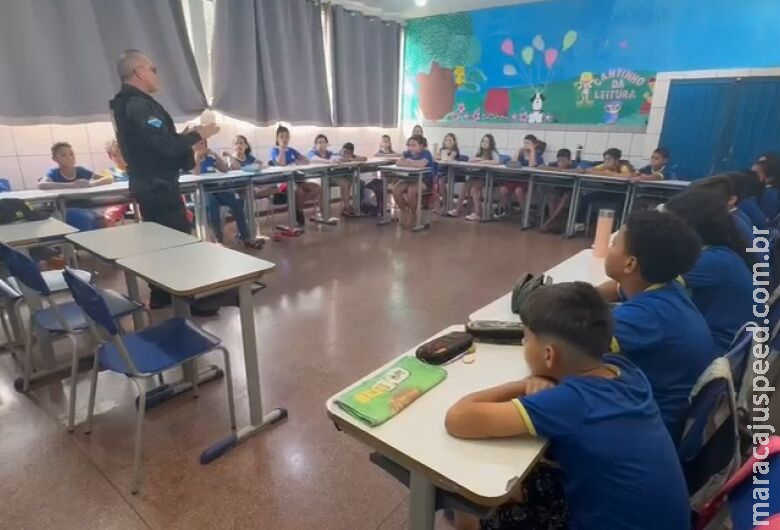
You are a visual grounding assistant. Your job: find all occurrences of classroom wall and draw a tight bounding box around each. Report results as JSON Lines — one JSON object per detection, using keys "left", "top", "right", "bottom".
{"left": 0, "top": 113, "right": 402, "bottom": 190}
{"left": 402, "top": 0, "right": 780, "bottom": 168}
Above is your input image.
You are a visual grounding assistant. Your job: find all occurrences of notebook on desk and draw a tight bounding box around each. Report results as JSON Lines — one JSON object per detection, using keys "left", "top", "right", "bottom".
{"left": 336, "top": 356, "right": 447, "bottom": 427}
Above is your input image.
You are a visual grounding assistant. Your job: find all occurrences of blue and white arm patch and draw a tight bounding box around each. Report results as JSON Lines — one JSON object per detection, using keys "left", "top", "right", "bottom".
{"left": 146, "top": 117, "right": 163, "bottom": 128}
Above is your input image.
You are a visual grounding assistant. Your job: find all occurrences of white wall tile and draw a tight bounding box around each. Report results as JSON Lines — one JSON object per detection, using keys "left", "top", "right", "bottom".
{"left": 12, "top": 125, "right": 53, "bottom": 156}
{"left": 606, "top": 133, "right": 633, "bottom": 157}
{"left": 85, "top": 122, "right": 116, "bottom": 154}
{"left": 628, "top": 156, "right": 648, "bottom": 169}
{"left": 563, "top": 131, "right": 588, "bottom": 151}
{"left": 91, "top": 151, "right": 112, "bottom": 173}
{"left": 18, "top": 155, "right": 55, "bottom": 188}
{"left": 643, "top": 133, "right": 661, "bottom": 154}
{"left": 0, "top": 126, "right": 16, "bottom": 157}
{"left": 646, "top": 107, "right": 666, "bottom": 134}
{"left": 543, "top": 131, "right": 566, "bottom": 155}
{"left": 51, "top": 124, "right": 90, "bottom": 153}
{"left": 74, "top": 153, "right": 95, "bottom": 170}
{"left": 652, "top": 78, "right": 670, "bottom": 109}
{"left": 210, "top": 123, "right": 237, "bottom": 152}
{"left": 585, "top": 132, "right": 608, "bottom": 155}
{"left": 0, "top": 156, "right": 24, "bottom": 190}
{"left": 629, "top": 133, "right": 647, "bottom": 157}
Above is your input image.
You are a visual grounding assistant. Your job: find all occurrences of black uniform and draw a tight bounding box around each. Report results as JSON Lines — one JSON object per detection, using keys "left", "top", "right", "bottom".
{"left": 109, "top": 84, "right": 199, "bottom": 233}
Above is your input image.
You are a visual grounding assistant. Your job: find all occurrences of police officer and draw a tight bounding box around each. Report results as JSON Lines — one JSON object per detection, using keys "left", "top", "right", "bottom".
{"left": 110, "top": 49, "right": 218, "bottom": 308}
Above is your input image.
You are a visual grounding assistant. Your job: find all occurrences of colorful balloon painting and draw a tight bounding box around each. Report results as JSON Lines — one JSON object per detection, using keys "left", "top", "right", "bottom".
{"left": 563, "top": 30, "right": 578, "bottom": 51}
{"left": 532, "top": 35, "right": 545, "bottom": 51}
{"left": 521, "top": 46, "right": 534, "bottom": 65}
{"left": 545, "top": 49, "right": 559, "bottom": 69}
{"left": 501, "top": 38, "right": 514, "bottom": 56}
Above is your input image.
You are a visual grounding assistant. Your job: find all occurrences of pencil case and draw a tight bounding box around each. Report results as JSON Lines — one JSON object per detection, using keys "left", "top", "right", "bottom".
{"left": 415, "top": 331, "right": 474, "bottom": 365}
{"left": 466, "top": 320, "right": 525, "bottom": 345}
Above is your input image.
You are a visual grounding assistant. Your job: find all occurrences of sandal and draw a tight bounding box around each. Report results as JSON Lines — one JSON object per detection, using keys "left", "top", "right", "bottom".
{"left": 242, "top": 238, "right": 266, "bottom": 250}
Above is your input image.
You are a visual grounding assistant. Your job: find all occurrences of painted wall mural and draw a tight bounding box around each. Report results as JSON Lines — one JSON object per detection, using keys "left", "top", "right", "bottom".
{"left": 403, "top": 0, "right": 780, "bottom": 126}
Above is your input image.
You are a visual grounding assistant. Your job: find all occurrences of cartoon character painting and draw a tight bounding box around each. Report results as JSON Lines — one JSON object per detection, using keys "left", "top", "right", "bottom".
{"left": 575, "top": 72, "right": 599, "bottom": 106}
{"left": 640, "top": 76, "right": 656, "bottom": 114}
{"left": 528, "top": 91, "right": 546, "bottom": 123}
{"left": 603, "top": 101, "right": 622, "bottom": 124}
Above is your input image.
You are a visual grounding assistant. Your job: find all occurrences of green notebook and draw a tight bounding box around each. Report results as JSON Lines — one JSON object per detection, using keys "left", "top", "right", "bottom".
{"left": 336, "top": 356, "right": 447, "bottom": 427}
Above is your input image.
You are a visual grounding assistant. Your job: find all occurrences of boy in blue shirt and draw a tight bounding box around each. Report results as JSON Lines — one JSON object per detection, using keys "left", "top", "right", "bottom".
{"left": 393, "top": 135, "right": 434, "bottom": 229}
{"left": 539, "top": 148, "right": 578, "bottom": 233}
{"left": 39, "top": 142, "right": 113, "bottom": 231}
{"left": 269, "top": 125, "right": 320, "bottom": 226}
{"left": 665, "top": 190, "right": 755, "bottom": 352}
{"left": 633, "top": 147, "right": 673, "bottom": 181}
{"left": 446, "top": 282, "right": 690, "bottom": 530}
{"left": 193, "top": 139, "right": 264, "bottom": 249}
{"left": 598, "top": 210, "right": 717, "bottom": 441}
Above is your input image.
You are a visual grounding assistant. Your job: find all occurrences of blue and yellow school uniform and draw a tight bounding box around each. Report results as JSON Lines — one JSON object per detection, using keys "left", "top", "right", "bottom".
{"left": 44, "top": 166, "right": 93, "bottom": 183}
{"left": 513, "top": 354, "right": 691, "bottom": 530}
{"left": 638, "top": 164, "right": 673, "bottom": 180}
{"left": 199, "top": 155, "right": 218, "bottom": 173}
{"left": 683, "top": 246, "right": 753, "bottom": 352}
{"left": 517, "top": 152, "right": 544, "bottom": 166}
{"left": 732, "top": 207, "right": 767, "bottom": 262}
{"left": 402, "top": 149, "right": 435, "bottom": 188}
{"left": 760, "top": 185, "right": 780, "bottom": 221}
{"left": 738, "top": 197, "right": 768, "bottom": 230}
{"left": 611, "top": 281, "right": 717, "bottom": 442}
{"left": 236, "top": 153, "right": 257, "bottom": 167}
{"left": 307, "top": 149, "right": 337, "bottom": 161}
{"left": 43, "top": 167, "right": 102, "bottom": 230}
{"left": 269, "top": 146, "right": 303, "bottom": 166}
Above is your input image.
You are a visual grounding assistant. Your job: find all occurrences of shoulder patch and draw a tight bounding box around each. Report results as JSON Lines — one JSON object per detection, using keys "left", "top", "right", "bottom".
{"left": 146, "top": 117, "right": 163, "bottom": 128}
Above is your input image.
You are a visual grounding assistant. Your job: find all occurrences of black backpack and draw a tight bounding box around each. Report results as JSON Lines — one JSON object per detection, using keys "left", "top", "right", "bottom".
{"left": 0, "top": 198, "right": 51, "bottom": 225}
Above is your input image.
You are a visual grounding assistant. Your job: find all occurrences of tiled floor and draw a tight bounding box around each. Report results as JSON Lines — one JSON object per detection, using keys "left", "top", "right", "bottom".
{"left": 0, "top": 215, "right": 586, "bottom": 529}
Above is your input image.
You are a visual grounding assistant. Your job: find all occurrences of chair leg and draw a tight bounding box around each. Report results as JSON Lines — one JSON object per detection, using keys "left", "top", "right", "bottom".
{"left": 22, "top": 316, "right": 35, "bottom": 392}
{"left": 130, "top": 378, "right": 147, "bottom": 494}
{"left": 66, "top": 334, "right": 79, "bottom": 432}
{"left": 219, "top": 347, "right": 237, "bottom": 431}
{"left": 84, "top": 348, "right": 100, "bottom": 434}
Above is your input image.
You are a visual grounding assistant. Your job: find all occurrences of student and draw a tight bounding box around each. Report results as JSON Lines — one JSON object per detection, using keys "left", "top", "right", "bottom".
{"left": 393, "top": 135, "right": 434, "bottom": 228}
{"left": 446, "top": 282, "right": 690, "bottom": 530}
{"left": 598, "top": 210, "right": 716, "bottom": 442}
{"left": 447, "top": 134, "right": 501, "bottom": 221}
{"left": 270, "top": 125, "right": 320, "bottom": 225}
{"left": 375, "top": 135, "right": 397, "bottom": 157}
{"left": 411, "top": 124, "right": 427, "bottom": 147}
{"left": 334, "top": 142, "right": 367, "bottom": 217}
{"left": 307, "top": 134, "right": 339, "bottom": 164}
{"left": 103, "top": 140, "right": 129, "bottom": 181}
{"left": 753, "top": 157, "right": 780, "bottom": 220}
{"left": 665, "top": 190, "right": 754, "bottom": 352}
{"left": 690, "top": 174, "right": 754, "bottom": 248}
{"left": 632, "top": 147, "right": 672, "bottom": 181}
{"left": 193, "top": 139, "right": 264, "bottom": 249}
{"left": 434, "top": 133, "right": 460, "bottom": 213}
{"left": 588, "top": 147, "right": 633, "bottom": 176}
{"left": 40, "top": 142, "right": 113, "bottom": 231}
{"left": 495, "top": 135, "right": 544, "bottom": 219}
{"left": 222, "top": 134, "right": 259, "bottom": 169}
{"left": 539, "top": 148, "right": 577, "bottom": 233}
{"left": 727, "top": 171, "right": 767, "bottom": 230}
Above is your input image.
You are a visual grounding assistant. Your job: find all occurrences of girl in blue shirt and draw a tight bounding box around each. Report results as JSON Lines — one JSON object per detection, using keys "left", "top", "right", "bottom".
{"left": 665, "top": 190, "right": 755, "bottom": 351}
{"left": 222, "top": 135, "right": 258, "bottom": 170}
{"left": 308, "top": 134, "right": 338, "bottom": 164}
{"left": 269, "top": 125, "right": 320, "bottom": 226}
{"left": 496, "top": 134, "right": 545, "bottom": 220}
{"left": 447, "top": 134, "right": 502, "bottom": 221}
{"left": 393, "top": 135, "right": 434, "bottom": 229}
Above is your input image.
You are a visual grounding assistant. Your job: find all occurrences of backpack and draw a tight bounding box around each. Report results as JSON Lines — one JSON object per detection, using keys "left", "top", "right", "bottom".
{"left": 511, "top": 273, "right": 552, "bottom": 315}
{"left": 360, "top": 178, "right": 384, "bottom": 216}
{"left": 0, "top": 198, "right": 50, "bottom": 224}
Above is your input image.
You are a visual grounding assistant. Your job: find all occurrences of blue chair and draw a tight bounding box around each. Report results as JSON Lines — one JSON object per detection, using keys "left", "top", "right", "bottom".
{"left": 0, "top": 243, "right": 145, "bottom": 431}
{"left": 456, "top": 154, "right": 469, "bottom": 162}
{"left": 498, "top": 154, "right": 512, "bottom": 165}
{"left": 62, "top": 268, "right": 237, "bottom": 494}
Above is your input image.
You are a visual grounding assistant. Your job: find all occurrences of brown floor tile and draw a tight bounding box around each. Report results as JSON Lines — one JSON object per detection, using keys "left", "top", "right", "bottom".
{"left": 0, "top": 216, "right": 586, "bottom": 529}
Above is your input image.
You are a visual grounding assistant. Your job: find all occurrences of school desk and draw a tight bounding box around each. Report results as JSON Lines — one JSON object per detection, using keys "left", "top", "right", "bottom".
{"left": 326, "top": 325, "right": 545, "bottom": 530}
{"left": 469, "top": 249, "right": 608, "bottom": 323}
{"left": 312, "top": 158, "right": 396, "bottom": 219}
{"left": 66, "top": 222, "right": 199, "bottom": 331}
{"left": 437, "top": 160, "right": 502, "bottom": 222}
{"left": 378, "top": 165, "right": 434, "bottom": 231}
{"left": 624, "top": 179, "right": 690, "bottom": 213}
{"left": 568, "top": 173, "right": 633, "bottom": 236}
{"left": 116, "top": 242, "right": 283, "bottom": 460}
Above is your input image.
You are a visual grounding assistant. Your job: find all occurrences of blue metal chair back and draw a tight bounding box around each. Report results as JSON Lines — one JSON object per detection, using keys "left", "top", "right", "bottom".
{"left": 0, "top": 242, "right": 50, "bottom": 295}
{"left": 498, "top": 154, "right": 511, "bottom": 165}
{"left": 456, "top": 154, "right": 469, "bottom": 162}
{"left": 0, "top": 179, "right": 12, "bottom": 192}
{"left": 62, "top": 267, "right": 119, "bottom": 336}
{"left": 725, "top": 322, "right": 755, "bottom": 396}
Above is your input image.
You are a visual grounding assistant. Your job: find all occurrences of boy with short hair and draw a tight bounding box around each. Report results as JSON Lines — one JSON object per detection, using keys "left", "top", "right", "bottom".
{"left": 446, "top": 282, "right": 690, "bottom": 530}
{"left": 598, "top": 210, "right": 717, "bottom": 441}
{"left": 394, "top": 135, "right": 434, "bottom": 228}
{"left": 588, "top": 147, "right": 633, "bottom": 176}
{"left": 633, "top": 147, "right": 672, "bottom": 181}
{"left": 40, "top": 142, "right": 113, "bottom": 190}
{"left": 540, "top": 148, "right": 578, "bottom": 232}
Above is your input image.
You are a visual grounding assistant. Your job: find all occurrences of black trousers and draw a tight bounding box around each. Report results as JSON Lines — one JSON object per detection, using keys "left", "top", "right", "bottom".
{"left": 130, "top": 178, "right": 191, "bottom": 234}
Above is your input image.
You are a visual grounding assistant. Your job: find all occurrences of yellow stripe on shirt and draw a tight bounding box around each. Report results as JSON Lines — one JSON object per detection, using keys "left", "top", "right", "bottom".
{"left": 512, "top": 398, "right": 537, "bottom": 436}
{"left": 610, "top": 336, "right": 620, "bottom": 353}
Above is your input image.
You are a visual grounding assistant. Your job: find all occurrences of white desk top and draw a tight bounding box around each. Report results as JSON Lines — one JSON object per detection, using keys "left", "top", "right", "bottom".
{"left": 634, "top": 179, "right": 690, "bottom": 189}
{"left": 116, "top": 241, "right": 275, "bottom": 297}
{"left": 0, "top": 218, "right": 78, "bottom": 246}
{"left": 469, "top": 249, "right": 608, "bottom": 322}
{"left": 380, "top": 164, "right": 433, "bottom": 174}
{"left": 66, "top": 222, "right": 198, "bottom": 262}
{"left": 326, "top": 325, "right": 545, "bottom": 505}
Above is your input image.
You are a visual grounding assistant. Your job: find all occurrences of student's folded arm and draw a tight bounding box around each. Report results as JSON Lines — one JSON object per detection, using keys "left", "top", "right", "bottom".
{"left": 596, "top": 280, "right": 621, "bottom": 302}
{"left": 445, "top": 401, "right": 529, "bottom": 439}
{"left": 125, "top": 97, "right": 199, "bottom": 159}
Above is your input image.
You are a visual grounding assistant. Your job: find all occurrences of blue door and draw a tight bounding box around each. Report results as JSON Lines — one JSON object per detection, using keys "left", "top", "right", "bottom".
{"left": 659, "top": 79, "right": 735, "bottom": 180}
{"left": 727, "top": 77, "right": 780, "bottom": 171}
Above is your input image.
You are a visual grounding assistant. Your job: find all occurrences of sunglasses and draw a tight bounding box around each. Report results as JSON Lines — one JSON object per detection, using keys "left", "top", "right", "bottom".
{"left": 136, "top": 65, "right": 158, "bottom": 75}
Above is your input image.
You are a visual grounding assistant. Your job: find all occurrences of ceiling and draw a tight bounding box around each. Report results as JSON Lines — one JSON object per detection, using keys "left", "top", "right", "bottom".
{"left": 335, "top": 0, "right": 544, "bottom": 19}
